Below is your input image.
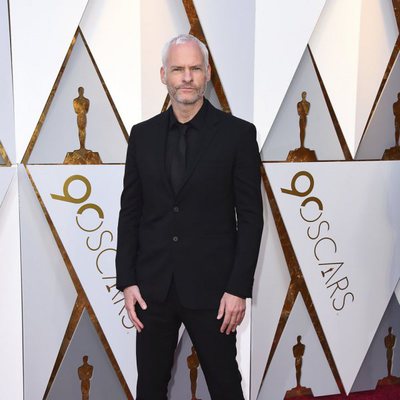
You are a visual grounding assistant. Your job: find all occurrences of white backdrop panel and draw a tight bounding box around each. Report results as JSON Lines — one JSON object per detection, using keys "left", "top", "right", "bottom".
{"left": 79, "top": 0, "right": 142, "bottom": 129}
{"left": 309, "top": 0, "right": 362, "bottom": 156}
{"left": 356, "top": 50, "right": 400, "bottom": 159}
{"left": 29, "top": 165, "right": 136, "bottom": 395}
{"left": 258, "top": 295, "right": 339, "bottom": 399}
{"left": 19, "top": 166, "right": 77, "bottom": 400}
{"left": 0, "top": 167, "right": 14, "bottom": 207}
{"left": 254, "top": 0, "right": 326, "bottom": 149}
{"left": 0, "top": 169, "right": 23, "bottom": 400}
{"left": 0, "top": 0, "right": 15, "bottom": 162}
{"left": 251, "top": 188, "right": 291, "bottom": 400}
{"left": 261, "top": 47, "right": 345, "bottom": 161}
{"left": 141, "top": 0, "right": 190, "bottom": 120}
{"left": 194, "top": 0, "right": 255, "bottom": 122}
{"left": 10, "top": 0, "right": 88, "bottom": 162}
{"left": 266, "top": 161, "right": 400, "bottom": 393}
{"left": 29, "top": 33, "right": 127, "bottom": 164}
{"left": 355, "top": 0, "right": 398, "bottom": 152}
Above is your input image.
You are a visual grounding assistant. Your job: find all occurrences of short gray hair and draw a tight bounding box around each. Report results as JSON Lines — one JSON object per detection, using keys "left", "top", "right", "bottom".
{"left": 162, "top": 34, "right": 209, "bottom": 69}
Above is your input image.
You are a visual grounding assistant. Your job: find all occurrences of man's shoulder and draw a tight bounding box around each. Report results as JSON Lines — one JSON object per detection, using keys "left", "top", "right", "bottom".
{"left": 129, "top": 110, "right": 168, "bottom": 135}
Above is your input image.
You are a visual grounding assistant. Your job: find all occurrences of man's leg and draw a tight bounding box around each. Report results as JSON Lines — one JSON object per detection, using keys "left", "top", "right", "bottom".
{"left": 182, "top": 308, "right": 244, "bottom": 400}
{"left": 135, "top": 298, "right": 181, "bottom": 400}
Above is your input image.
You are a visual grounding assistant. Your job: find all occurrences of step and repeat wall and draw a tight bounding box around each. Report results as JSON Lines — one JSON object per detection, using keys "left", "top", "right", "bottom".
{"left": 1, "top": 1, "right": 400, "bottom": 399}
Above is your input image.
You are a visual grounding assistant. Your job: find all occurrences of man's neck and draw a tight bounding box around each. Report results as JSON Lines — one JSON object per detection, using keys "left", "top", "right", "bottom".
{"left": 171, "top": 98, "right": 204, "bottom": 123}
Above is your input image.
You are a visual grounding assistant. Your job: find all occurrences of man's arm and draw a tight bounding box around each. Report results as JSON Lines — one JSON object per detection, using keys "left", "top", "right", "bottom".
{"left": 218, "top": 123, "right": 263, "bottom": 334}
{"left": 116, "top": 127, "right": 142, "bottom": 290}
{"left": 116, "top": 128, "right": 147, "bottom": 329}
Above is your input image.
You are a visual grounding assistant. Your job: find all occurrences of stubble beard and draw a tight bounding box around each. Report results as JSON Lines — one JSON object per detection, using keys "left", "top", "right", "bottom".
{"left": 168, "top": 81, "right": 208, "bottom": 105}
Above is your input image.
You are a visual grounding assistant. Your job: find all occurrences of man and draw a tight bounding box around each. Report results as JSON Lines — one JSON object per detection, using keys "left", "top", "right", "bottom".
{"left": 116, "top": 34, "right": 263, "bottom": 400}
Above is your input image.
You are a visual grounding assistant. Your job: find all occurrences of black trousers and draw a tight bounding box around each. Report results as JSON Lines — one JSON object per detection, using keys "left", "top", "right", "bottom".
{"left": 135, "top": 283, "right": 244, "bottom": 400}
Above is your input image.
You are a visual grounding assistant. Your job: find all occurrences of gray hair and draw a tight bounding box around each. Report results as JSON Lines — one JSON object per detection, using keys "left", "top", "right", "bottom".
{"left": 162, "top": 34, "right": 209, "bottom": 69}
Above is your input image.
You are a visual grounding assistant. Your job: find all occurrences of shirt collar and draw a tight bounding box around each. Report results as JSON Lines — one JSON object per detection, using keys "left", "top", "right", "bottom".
{"left": 168, "top": 98, "right": 209, "bottom": 130}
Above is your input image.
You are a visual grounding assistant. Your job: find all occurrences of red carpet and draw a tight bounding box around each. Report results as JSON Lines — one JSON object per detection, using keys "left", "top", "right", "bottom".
{"left": 289, "top": 385, "right": 400, "bottom": 399}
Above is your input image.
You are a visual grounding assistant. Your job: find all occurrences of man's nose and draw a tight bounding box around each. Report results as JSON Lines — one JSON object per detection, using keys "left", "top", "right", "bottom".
{"left": 182, "top": 68, "right": 193, "bottom": 82}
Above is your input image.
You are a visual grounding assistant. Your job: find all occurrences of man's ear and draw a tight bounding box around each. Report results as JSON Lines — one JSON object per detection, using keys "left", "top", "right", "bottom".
{"left": 206, "top": 64, "right": 211, "bottom": 82}
{"left": 160, "top": 66, "right": 166, "bottom": 84}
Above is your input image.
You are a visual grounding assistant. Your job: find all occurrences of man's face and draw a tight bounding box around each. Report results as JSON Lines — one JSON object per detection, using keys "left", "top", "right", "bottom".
{"left": 160, "top": 41, "right": 211, "bottom": 106}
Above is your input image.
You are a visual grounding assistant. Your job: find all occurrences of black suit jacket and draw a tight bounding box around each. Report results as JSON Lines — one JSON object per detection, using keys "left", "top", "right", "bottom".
{"left": 116, "top": 100, "right": 263, "bottom": 309}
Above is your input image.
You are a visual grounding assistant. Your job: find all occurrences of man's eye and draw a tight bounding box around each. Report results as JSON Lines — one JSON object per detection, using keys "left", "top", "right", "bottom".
{"left": 172, "top": 68, "right": 182, "bottom": 72}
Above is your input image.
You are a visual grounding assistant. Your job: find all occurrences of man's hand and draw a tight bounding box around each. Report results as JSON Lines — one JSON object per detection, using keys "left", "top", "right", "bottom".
{"left": 123, "top": 285, "right": 147, "bottom": 332}
{"left": 217, "top": 292, "right": 246, "bottom": 334}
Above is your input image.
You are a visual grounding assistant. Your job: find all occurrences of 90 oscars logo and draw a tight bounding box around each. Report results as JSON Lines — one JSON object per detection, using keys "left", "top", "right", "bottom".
{"left": 281, "top": 171, "right": 354, "bottom": 312}
{"left": 51, "top": 174, "right": 133, "bottom": 329}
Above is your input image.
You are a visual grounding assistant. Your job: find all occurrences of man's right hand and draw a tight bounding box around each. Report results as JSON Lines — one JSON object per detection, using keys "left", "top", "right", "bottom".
{"left": 123, "top": 285, "right": 147, "bottom": 332}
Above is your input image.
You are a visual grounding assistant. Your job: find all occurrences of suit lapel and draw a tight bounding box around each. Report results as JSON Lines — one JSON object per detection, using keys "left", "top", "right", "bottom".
{"left": 175, "top": 103, "right": 223, "bottom": 199}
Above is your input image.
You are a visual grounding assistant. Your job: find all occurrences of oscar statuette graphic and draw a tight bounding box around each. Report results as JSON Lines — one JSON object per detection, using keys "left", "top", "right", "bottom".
{"left": 376, "top": 327, "right": 400, "bottom": 387}
{"left": 78, "top": 355, "right": 94, "bottom": 400}
{"left": 382, "top": 93, "right": 400, "bottom": 160}
{"left": 187, "top": 346, "right": 201, "bottom": 400}
{"left": 284, "top": 336, "right": 314, "bottom": 398}
{"left": 64, "top": 87, "right": 102, "bottom": 164}
{"left": 287, "top": 92, "right": 317, "bottom": 162}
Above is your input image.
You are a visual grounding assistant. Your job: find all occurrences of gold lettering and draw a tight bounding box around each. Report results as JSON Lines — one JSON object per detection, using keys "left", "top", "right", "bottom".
{"left": 51, "top": 175, "right": 91, "bottom": 204}
{"left": 281, "top": 171, "right": 314, "bottom": 197}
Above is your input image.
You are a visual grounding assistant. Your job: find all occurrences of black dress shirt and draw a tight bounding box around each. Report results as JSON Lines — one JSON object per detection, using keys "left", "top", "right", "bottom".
{"left": 165, "top": 99, "right": 210, "bottom": 187}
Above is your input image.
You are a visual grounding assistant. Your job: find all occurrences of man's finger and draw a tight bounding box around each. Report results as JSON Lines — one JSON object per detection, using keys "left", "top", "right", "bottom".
{"left": 128, "top": 309, "right": 144, "bottom": 332}
{"left": 220, "top": 311, "right": 232, "bottom": 333}
{"left": 217, "top": 298, "right": 225, "bottom": 320}
{"left": 226, "top": 320, "right": 237, "bottom": 335}
{"left": 135, "top": 291, "right": 148, "bottom": 310}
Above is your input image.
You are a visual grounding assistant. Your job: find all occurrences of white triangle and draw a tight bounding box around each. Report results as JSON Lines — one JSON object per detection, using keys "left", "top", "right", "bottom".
{"left": 266, "top": 161, "right": 400, "bottom": 393}
{"left": 0, "top": 0, "right": 15, "bottom": 162}
{"left": 19, "top": 165, "right": 77, "bottom": 400}
{"left": 28, "top": 165, "right": 136, "bottom": 395}
{"left": 356, "top": 50, "right": 400, "bottom": 159}
{"left": 79, "top": 0, "right": 142, "bottom": 129}
{"left": 351, "top": 293, "right": 400, "bottom": 392}
{"left": 193, "top": 0, "right": 256, "bottom": 122}
{"left": 28, "top": 33, "right": 127, "bottom": 164}
{"left": 261, "top": 47, "right": 345, "bottom": 161}
{"left": 250, "top": 188, "right": 291, "bottom": 400}
{"left": 254, "top": 0, "right": 326, "bottom": 149}
{"left": 258, "top": 295, "right": 339, "bottom": 399}
{"left": 309, "top": 0, "right": 362, "bottom": 157}
{"left": 9, "top": 0, "right": 88, "bottom": 162}
{"left": 355, "top": 0, "right": 398, "bottom": 154}
{"left": 48, "top": 309, "right": 127, "bottom": 399}
{"left": 0, "top": 167, "right": 14, "bottom": 208}
{"left": 0, "top": 169, "right": 23, "bottom": 399}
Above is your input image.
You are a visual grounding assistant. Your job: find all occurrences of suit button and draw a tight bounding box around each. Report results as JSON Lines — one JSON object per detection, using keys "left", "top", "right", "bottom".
{"left": 173, "top": 206, "right": 179, "bottom": 213}
{"left": 172, "top": 236, "right": 179, "bottom": 242}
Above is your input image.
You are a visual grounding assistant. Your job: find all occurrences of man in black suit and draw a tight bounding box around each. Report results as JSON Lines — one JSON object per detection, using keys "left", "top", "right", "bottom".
{"left": 116, "top": 34, "right": 263, "bottom": 400}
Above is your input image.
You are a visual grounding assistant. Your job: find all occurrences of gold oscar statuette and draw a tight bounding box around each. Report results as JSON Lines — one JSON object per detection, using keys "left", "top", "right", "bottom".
{"left": 284, "top": 336, "right": 314, "bottom": 399}
{"left": 64, "top": 87, "right": 103, "bottom": 165}
{"left": 187, "top": 346, "right": 202, "bottom": 400}
{"left": 382, "top": 93, "right": 400, "bottom": 160}
{"left": 78, "top": 355, "right": 94, "bottom": 400}
{"left": 376, "top": 327, "right": 400, "bottom": 387}
{"left": 286, "top": 91, "right": 317, "bottom": 162}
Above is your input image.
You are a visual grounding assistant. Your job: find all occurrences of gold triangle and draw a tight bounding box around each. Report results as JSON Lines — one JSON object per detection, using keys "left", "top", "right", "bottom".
{"left": 0, "top": 141, "right": 11, "bottom": 166}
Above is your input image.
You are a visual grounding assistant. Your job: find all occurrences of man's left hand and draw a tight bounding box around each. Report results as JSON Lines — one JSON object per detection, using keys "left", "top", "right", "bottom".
{"left": 217, "top": 292, "right": 246, "bottom": 334}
